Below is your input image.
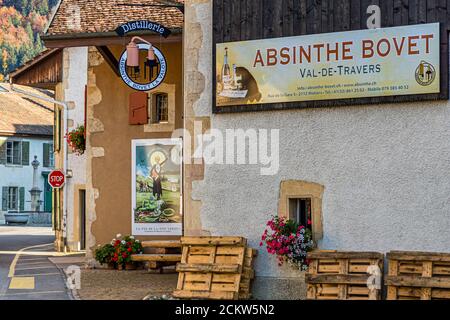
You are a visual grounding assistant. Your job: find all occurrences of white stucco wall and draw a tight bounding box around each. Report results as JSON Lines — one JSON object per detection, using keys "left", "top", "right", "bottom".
{"left": 63, "top": 47, "right": 88, "bottom": 249}
{"left": 189, "top": 2, "right": 450, "bottom": 280}
{"left": 194, "top": 101, "right": 450, "bottom": 277}
{"left": 0, "top": 136, "right": 53, "bottom": 223}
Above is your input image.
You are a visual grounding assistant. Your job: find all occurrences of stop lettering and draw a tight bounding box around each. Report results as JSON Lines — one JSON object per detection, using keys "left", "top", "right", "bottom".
{"left": 48, "top": 170, "right": 65, "bottom": 189}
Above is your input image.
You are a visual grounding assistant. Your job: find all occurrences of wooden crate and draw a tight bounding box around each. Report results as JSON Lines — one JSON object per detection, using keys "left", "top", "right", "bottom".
{"left": 173, "top": 237, "right": 248, "bottom": 300}
{"left": 306, "top": 251, "right": 384, "bottom": 300}
{"left": 385, "top": 251, "right": 450, "bottom": 300}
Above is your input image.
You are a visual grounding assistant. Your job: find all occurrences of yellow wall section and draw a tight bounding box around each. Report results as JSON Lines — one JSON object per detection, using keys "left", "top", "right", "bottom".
{"left": 88, "top": 42, "right": 183, "bottom": 247}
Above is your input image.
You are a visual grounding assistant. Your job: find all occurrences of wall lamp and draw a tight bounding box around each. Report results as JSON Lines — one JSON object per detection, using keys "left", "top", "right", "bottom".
{"left": 126, "top": 36, "right": 159, "bottom": 80}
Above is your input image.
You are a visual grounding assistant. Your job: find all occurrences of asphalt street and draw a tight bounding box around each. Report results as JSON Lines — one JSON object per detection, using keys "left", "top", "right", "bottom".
{"left": 0, "top": 226, "right": 71, "bottom": 300}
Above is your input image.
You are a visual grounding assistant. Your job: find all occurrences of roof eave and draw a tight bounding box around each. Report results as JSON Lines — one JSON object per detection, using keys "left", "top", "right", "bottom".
{"left": 9, "top": 49, "right": 62, "bottom": 79}
{"left": 43, "top": 0, "right": 63, "bottom": 35}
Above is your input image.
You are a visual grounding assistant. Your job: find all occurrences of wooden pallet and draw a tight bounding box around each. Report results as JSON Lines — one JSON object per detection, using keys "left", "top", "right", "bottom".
{"left": 141, "top": 240, "right": 182, "bottom": 248}
{"left": 306, "top": 251, "right": 384, "bottom": 300}
{"left": 131, "top": 254, "right": 182, "bottom": 262}
{"left": 385, "top": 251, "right": 450, "bottom": 300}
{"left": 173, "top": 236, "right": 250, "bottom": 300}
{"left": 239, "top": 248, "right": 257, "bottom": 300}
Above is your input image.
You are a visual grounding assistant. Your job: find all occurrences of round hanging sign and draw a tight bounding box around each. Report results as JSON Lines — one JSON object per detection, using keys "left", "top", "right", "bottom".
{"left": 119, "top": 44, "right": 167, "bottom": 91}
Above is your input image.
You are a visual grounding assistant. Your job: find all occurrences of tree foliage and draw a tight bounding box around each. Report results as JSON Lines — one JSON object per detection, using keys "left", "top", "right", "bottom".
{"left": 0, "top": 0, "right": 57, "bottom": 77}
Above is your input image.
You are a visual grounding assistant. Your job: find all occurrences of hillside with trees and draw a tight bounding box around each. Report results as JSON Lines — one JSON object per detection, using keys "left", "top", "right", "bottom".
{"left": 0, "top": 0, "right": 58, "bottom": 81}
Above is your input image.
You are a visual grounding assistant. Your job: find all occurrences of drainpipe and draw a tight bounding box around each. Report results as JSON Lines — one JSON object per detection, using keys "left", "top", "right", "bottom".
{"left": 10, "top": 84, "right": 69, "bottom": 252}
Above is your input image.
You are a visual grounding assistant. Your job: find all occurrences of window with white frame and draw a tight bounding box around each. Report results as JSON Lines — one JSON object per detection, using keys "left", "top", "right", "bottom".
{"left": 6, "top": 141, "right": 21, "bottom": 165}
{"left": 7, "top": 187, "right": 19, "bottom": 211}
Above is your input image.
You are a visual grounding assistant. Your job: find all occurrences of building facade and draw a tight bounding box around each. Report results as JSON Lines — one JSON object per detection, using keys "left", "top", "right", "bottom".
{"left": 0, "top": 84, "right": 54, "bottom": 223}
{"left": 40, "top": 0, "right": 184, "bottom": 253}
{"left": 9, "top": 0, "right": 450, "bottom": 300}
{"left": 182, "top": 0, "right": 450, "bottom": 299}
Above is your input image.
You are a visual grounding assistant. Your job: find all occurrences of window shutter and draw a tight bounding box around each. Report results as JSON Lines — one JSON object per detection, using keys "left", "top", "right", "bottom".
{"left": 19, "top": 187, "right": 25, "bottom": 211}
{"left": 43, "top": 143, "right": 50, "bottom": 167}
{"left": 21, "top": 141, "right": 30, "bottom": 166}
{"left": 2, "top": 187, "right": 7, "bottom": 211}
{"left": 0, "top": 140, "right": 6, "bottom": 165}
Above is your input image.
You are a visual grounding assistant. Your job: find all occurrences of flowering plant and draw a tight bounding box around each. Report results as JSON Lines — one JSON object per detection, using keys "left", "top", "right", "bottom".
{"left": 65, "top": 125, "right": 85, "bottom": 155}
{"left": 94, "top": 243, "right": 115, "bottom": 266}
{"left": 110, "top": 234, "right": 143, "bottom": 266}
{"left": 260, "top": 216, "right": 314, "bottom": 271}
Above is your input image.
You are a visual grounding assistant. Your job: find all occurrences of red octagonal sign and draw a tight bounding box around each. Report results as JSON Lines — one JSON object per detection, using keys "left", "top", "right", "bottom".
{"left": 48, "top": 169, "right": 65, "bottom": 189}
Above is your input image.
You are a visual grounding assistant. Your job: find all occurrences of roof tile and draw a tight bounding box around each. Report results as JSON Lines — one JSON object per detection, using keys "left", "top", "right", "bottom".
{"left": 46, "top": 0, "right": 184, "bottom": 36}
{"left": 0, "top": 84, "right": 54, "bottom": 136}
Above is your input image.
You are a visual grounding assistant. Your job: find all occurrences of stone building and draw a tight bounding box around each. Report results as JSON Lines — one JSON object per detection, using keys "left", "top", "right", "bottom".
{"left": 8, "top": 0, "right": 450, "bottom": 300}
{"left": 182, "top": 0, "right": 450, "bottom": 299}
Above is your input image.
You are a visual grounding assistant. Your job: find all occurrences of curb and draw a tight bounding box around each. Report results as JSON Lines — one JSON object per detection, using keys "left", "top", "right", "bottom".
{"left": 47, "top": 257, "right": 82, "bottom": 300}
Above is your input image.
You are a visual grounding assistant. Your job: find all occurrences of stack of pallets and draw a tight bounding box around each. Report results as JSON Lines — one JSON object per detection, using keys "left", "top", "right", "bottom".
{"left": 306, "top": 250, "right": 384, "bottom": 300}
{"left": 385, "top": 251, "right": 450, "bottom": 300}
{"left": 173, "top": 236, "right": 257, "bottom": 300}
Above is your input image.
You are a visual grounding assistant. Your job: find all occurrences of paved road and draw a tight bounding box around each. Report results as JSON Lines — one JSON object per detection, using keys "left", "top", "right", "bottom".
{"left": 0, "top": 226, "right": 72, "bottom": 300}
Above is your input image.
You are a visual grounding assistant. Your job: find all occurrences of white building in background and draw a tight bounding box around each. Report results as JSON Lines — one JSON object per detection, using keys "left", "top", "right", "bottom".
{"left": 0, "top": 84, "right": 54, "bottom": 223}
{"left": 8, "top": 47, "right": 88, "bottom": 252}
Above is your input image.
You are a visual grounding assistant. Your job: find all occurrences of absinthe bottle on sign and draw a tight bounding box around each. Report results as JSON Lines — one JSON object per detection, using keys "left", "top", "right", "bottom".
{"left": 222, "top": 47, "right": 232, "bottom": 90}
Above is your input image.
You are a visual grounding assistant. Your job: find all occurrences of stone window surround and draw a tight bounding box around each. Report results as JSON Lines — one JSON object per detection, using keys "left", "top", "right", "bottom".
{"left": 144, "top": 83, "right": 176, "bottom": 133}
{"left": 278, "top": 180, "right": 324, "bottom": 242}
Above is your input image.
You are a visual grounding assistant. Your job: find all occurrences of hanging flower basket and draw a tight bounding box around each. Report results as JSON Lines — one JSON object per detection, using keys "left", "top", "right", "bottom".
{"left": 65, "top": 125, "right": 85, "bottom": 155}
{"left": 260, "top": 215, "right": 314, "bottom": 271}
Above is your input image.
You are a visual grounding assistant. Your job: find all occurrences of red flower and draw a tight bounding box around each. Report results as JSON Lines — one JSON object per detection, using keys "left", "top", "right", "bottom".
{"left": 127, "top": 247, "right": 132, "bottom": 252}
{"left": 122, "top": 253, "right": 128, "bottom": 258}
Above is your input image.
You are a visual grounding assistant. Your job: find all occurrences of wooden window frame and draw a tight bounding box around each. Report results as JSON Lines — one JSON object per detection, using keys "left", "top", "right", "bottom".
{"left": 152, "top": 93, "right": 169, "bottom": 124}
{"left": 144, "top": 83, "right": 176, "bottom": 133}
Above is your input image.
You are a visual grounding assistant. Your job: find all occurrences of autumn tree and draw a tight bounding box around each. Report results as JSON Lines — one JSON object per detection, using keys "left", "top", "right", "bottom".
{"left": 0, "top": 0, "right": 57, "bottom": 79}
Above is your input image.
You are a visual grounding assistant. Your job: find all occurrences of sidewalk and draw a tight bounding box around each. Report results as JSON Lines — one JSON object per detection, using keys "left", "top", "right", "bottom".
{"left": 0, "top": 225, "right": 54, "bottom": 236}
{"left": 78, "top": 269, "right": 178, "bottom": 300}
{"left": 50, "top": 256, "right": 178, "bottom": 300}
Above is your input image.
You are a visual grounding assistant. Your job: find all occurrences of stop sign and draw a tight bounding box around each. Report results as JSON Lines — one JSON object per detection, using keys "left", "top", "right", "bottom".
{"left": 48, "top": 169, "right": 65, "bottom": 189}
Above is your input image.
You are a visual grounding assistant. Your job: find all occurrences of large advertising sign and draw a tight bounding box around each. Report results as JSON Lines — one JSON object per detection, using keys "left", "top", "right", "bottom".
{"left": 131, "top": 139, "right": 182, "bottom": 236}
{"left": 215, "top": 23, "right": 440, "bottom": 108}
